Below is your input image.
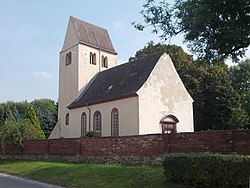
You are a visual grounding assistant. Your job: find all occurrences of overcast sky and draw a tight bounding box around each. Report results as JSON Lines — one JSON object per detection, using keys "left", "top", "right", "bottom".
{"left": 0, "top": 0, "right": 249, "bottom": 103}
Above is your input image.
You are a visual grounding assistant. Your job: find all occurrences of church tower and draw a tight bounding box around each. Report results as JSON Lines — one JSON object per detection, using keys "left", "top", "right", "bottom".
{"left": 56, "top": 16, "right": 118, "bottom": 138}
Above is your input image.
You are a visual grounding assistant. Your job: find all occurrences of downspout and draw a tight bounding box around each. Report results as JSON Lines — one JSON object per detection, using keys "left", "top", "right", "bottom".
{"left": 87, "top": 105, "right": 91, "bottom": 132}
{"left": 98, "top": 48, "right": 101, "bottom": 72}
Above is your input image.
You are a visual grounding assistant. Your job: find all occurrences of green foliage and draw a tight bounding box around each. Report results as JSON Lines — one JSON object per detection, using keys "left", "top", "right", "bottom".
{"left": 0, "top": 99, "right": 57, "bottom": 138}
{"left": 31, "top": 99, "right": 58, "bottom": 138}
{"left": 163, "top": 153, "right": 250, "bottom": 187}
{"left": 16, "top": 119, "right": 40, "bottom": 145}
{"left": 193, "top": 61, "right": 238, "bottom": 130}
{"left": 230, "top": 59, "right": 250, "bottom": 116}
{"left": 133, "top": 0, "right": 250, "bottom": 61}
{"left": 85, "top": 131, "right": 101, "bottom": 138}
{"left": 0, "top": 117, "right": 40, "bottom": 154}
{"left": 0, "top": 117, "right": 19, "bottom": 154}
{"left": 0, "top": 104, "right": 5, "bottom": 127}
{"left": 26, "top": 105, "right": 45, "bottom": 140}
{"left": 230, "top": 107, "right": 250, "bottom": 129}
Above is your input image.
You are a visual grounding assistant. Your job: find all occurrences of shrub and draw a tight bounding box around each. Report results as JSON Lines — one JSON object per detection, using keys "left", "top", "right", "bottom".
{"left": 85, "top": 131, "right": 101, "bottom": 138}
{"left": 163, "top": 153, "right": 250, "bottom": 187}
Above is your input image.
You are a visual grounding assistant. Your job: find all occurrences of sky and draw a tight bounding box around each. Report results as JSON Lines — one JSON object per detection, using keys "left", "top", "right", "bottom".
{"left": 0, "top": 0, "right": 249, "bottom": 103}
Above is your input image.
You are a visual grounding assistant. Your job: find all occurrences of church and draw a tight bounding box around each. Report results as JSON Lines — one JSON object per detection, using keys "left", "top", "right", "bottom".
{"left": 49, "top": 16, "right": 194, "bottom": 139}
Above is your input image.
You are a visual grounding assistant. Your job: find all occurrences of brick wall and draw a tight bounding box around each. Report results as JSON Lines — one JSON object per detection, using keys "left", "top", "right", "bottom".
{"left": 80, "top": 134, "right": 165, "bottom": 157}
{"left": 2, "top": 130, "right": 250, "bottom": 164}
{"left": 167, "top": 130, "right": 250, "bottom": 154}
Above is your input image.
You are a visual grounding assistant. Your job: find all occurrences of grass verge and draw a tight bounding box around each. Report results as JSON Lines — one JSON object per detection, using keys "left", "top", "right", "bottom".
{"left": 0, "top": 160, "right": 185, "bottom": 188}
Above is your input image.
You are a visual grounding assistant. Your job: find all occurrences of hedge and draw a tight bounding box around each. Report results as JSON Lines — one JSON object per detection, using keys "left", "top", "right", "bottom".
{"left": 163, "top": 153, "right": 250, "bottom": 187}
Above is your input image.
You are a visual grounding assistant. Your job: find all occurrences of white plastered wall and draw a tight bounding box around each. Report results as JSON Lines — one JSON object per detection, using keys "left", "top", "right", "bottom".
{"left": 77, "top": 44, "right": 117, "bottom": 94}
{"left": 137, "top": 54, "right": 194, "bottom": 134}
{"left": 57, "top": 45, "right": 79, "bottom": 138}
{"left": 68, "top": 97, "right": 139, "bottom": 138}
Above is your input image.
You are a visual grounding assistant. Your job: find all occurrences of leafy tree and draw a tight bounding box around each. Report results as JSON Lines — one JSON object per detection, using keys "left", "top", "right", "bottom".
{"left": 26, "top": 105, "right": 45, "bottom": 140}
{"left": 31, "top": 99, "right": 57, "bottom": 138}
{"left": 0, "top": 117, "right": 39, "bottom": 155}
{"left": 133, "top": 0, "right": 250, "bottom": 61}
{"left": 230, "top": 107, "right": 250, "bottom": 129}
{"left": 193, "top": 61, "right": 238, "bottom": 130}
{"left": 0, "top": 104, "right": 5, "bottom": 127}
{"left": 0, "top": 99, "right": 57, "bottom": 138}
{"left": 230, "top": 59, "right": 250, "bottom": 116}
{"left": 0, "top": 117, "right": 19, "bottom": 154}
{"left": 16, "top": 119, "right": 40, "bottom": 145}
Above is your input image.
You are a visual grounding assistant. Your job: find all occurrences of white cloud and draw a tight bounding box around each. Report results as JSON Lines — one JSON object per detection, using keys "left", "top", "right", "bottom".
{"left": 32, "top": 71, "right": 53, "bottom": 79}
{"left": 114, "top": 21, "right": 125, "bottom": 30}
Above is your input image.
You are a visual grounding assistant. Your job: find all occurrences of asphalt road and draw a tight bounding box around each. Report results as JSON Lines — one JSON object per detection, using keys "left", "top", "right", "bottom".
{"left": 0, "top": 173, "right": 62, "bottom": 188}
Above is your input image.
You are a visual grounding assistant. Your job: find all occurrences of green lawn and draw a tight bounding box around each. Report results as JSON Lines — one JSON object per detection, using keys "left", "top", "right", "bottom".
{"left": 0, "top": 160, "right": 185, "bottom": 188}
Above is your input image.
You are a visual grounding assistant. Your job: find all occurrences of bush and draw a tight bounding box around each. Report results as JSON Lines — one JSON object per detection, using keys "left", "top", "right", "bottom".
{"left": 163, "top": 153, "right": 250, "bottom": 187}
{"left": 85, "top": 131, "right": 101, "bottom": 138}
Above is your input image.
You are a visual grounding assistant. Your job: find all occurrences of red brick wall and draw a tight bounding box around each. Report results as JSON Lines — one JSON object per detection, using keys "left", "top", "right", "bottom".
{"left": 23, "top": 140, "right": 48, "bottom": 155}
{"left": 167, "top": 130, "right": 250, "bottom": 154}
{"left": 2, "top": 130, "right": 250, "bottom": 157}
{"left": 80, "top": 134, "right": 165, "bottom": 157}
{"left": 48, "top": 138, "right": 80, "bottom": 155}
{"left": 5, "top": 144, "right": 21, "bottom": 154}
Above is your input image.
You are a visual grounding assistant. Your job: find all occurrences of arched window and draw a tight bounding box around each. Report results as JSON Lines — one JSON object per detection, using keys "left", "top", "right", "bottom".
{"left": 89, "top": 52, "right": 93, "bottom": 64}
{"left": 65, "top": 113, "right": 69, "bottom": 125}
{"left": 65, "top": 52, "right": 72, "bottom": 66}
{"left": 90, "top": 53, "right": 97, "bottom": 65}
{"left": 160, "top": 115, "right": 179, "bottom": 133}
{"left": 81, "top": 112, "right": 87, "bottom": 136}
{"left": 93, "top": 111, "right": 102, "bottom": 134}
{"left": 101, "top": 55, "right": 105, "bottom": 67}
{"left": 104, "top": 57, "right": 108, "bottom": 68}
{"left": 101, "top": 56, "right": 108, "bottom": 68}
{"left": 111, "top": 108, "right": 119, "bottom": 136}
{"left": 90, "top": 52, "right": 97, "bottom": 65}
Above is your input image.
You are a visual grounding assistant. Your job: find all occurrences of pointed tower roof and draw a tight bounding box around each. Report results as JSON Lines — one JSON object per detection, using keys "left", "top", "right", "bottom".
{"left": 69, "top": 16, "right": 117, "bottom": 54}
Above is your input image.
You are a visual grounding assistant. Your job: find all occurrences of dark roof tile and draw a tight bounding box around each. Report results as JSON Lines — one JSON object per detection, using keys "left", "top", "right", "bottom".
{"left": 70, "top": 16, "right": 117, "bottom": 54}
{"left": 68, "top": 53, "right": 162, "bottom": 109}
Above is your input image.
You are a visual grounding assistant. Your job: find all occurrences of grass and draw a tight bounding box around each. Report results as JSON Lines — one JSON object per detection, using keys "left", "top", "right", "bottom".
{"left": 0, "top": 160, "right": 186, "bottom": 188}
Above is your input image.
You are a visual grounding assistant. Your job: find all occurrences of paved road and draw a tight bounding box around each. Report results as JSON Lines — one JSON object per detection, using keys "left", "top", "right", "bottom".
{"left": 0, "top": 173, "right": 62, "bottom": 188}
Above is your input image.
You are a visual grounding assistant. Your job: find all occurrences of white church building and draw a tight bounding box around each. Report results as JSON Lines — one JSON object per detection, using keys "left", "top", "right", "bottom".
{"left": 49, "top": 16, "right": 194, "bottom": 139}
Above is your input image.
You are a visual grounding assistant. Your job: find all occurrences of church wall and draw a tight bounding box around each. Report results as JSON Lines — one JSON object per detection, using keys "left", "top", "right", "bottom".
{"left": 58, "top": 45, "right": 79, "bottom": 138}
{"left": 68, "top": 96, "right": 139, "bottom": 138}
{"left": 77, "top": 44, "right": 117, "bottom": 95}
{"left": 137, "top": 54, "right": 194, "bottom": 134}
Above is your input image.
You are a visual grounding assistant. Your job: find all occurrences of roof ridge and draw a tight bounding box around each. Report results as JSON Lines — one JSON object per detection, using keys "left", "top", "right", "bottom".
{"left": 70, "top": 16, "right": 108, "bottom": 32}
{"left": 69, "top": 16, "right": 117, "bottom": 55}
{"left": 98, "top": 52, "right": 163, "bottom": 75}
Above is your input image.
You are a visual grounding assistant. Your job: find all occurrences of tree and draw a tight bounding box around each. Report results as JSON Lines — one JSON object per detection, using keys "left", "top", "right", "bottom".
{"left": 193, "top": 61, "right": 238, "bottom": 130}
{"left": 26, "top": 105, "right": 45, "bottom": 140}
{"left": 31, "top": 99, "right": 57, "bottom": 138}
{"left": 0, "top": 117, "right": 39, "bottom": 155}
{"left": 0, "top": 117, "right": 19, "bottom": 154}
{"left": 132, "top": 0, "right": 250, "bottom": 61}
{"left": 0, "top": 99, "right": 58, "bottom": 138}
{"left": 230, "top": 107, "right": 250, "bottom": 129}
{"left": 230, "top": 59, "right": 250, "bottom": 116}
{"left": 0, "top": 104, "right": 5, "bottom": 127}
